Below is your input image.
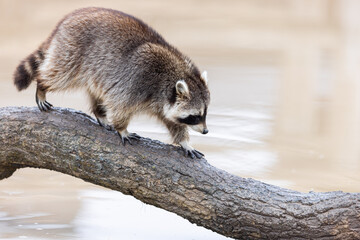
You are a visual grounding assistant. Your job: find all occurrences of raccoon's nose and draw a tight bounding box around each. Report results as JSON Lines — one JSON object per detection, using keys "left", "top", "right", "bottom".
{"left": 202, "top": 128, "right": 209, "bottom": 134}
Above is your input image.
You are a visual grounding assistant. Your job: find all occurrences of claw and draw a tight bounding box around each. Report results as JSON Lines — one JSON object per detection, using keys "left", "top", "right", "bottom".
{"left": 179, "top": 141, "right": 205, "bottom": 159}
{"left": 97, "top": 118, "right": 115, "bottom": 131}
{"left": 118, "top": 132, "right": 131, "bottom": 146}
{"left": 124, "top": 137, "right": 132, "bottom": 145}
{"left": 128, "top": 133, "right": 141, "bottom": 140}
{"left": 183, "top": 148, "right": 204, "bottom": 159}
{"left": 44, "top": 101, "right": 53, "bottom": 108}
{"left": 105, "top": 125, "right": 115, "bottom": 131}
{"left": 36, "top": 97, "right": 53, "bottom": 112}
{"left": 43, "top": 101, "right": 52, "bottom": 111}
{"left": 37, "top": 101, "right": 43, "bottom": 111}
{"left": 118, "top": 132, "right": 141, "bottom": 146}
{"left": 187, "top": 150, "right": 195, "bottom": 159}
{"left": 193, "top": 150, "right": 204, "bottom": 158}
{"left": 96, "top": 117, "right": 104, "bottom": 127}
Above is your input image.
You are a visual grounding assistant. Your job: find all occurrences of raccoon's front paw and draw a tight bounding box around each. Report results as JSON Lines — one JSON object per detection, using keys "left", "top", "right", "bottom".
{"left": 184, "top": 148, "right": 204, "bottom": 159}
{"left": 117, "top": 130, "right": 141, "bottom": 146}
{"left": 179, "top": 141, "right": 204, "bottom": 159}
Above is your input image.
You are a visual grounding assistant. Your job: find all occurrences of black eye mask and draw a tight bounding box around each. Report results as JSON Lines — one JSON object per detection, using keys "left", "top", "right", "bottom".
{"left": 178, "top": 108, "right": 207, "bottom": 125}
{"left": 178, "top": 115, "right": 202, "bottom": 125}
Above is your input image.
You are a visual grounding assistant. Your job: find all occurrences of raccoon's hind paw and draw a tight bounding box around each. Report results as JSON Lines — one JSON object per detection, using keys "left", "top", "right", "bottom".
{"left": 36, "top": 88, "right": 53, "bottom": 112}
{"left": 36, "top": 99, "right": 53, "bottom": 112}
{"left": 104, "top": 125, "right": 115, "bottom": 131}
{"left": 96, "top": 118, "right": 115, "bottom": 131}
{"left": 184, "top": 149, "right": 204, "bottom": 159}
{"left": 117, "top": 131, "right": 141, "bottom": 146}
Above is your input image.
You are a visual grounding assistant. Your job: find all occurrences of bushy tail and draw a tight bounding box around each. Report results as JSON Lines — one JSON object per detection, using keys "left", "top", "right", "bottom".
{"left": 14, "top": 49, "right": 45, "bottom": 91}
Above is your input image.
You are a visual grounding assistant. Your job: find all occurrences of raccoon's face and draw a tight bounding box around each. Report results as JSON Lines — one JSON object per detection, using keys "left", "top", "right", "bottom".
{"left": 164, "top": 71, "right": 210, "bottom": 134}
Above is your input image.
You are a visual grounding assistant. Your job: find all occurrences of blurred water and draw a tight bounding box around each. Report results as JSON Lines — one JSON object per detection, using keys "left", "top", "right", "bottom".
{"left": 1, "top": 0, "right": 360, "bottom": 239}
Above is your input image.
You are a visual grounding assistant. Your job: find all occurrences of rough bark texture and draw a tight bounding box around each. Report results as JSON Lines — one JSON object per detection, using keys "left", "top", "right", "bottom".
{"left": 0, "top": 106, "right": 359, "bottom": 239}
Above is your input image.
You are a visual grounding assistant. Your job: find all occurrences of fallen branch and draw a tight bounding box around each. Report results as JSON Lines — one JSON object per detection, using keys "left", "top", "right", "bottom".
{"left": 0, "top": 107, "right": 359, "bottom": 239}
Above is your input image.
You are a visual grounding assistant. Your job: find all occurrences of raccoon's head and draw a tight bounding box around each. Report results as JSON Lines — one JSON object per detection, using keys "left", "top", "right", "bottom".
{"left": 164, "top": 71, "right": 210, "bottom": 134}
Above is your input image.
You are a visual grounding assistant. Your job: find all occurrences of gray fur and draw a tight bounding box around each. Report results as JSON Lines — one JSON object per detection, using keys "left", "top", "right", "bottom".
{"left": 14, "top": 7, "right": 210, "bottom": 158}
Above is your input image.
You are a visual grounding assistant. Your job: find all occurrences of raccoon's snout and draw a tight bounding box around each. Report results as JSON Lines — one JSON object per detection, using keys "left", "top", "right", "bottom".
{"left": 190, "top": 123, "right": 208, "bottom": 134}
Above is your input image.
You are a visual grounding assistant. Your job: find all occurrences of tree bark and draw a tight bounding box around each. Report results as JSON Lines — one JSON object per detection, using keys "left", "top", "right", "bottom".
{"left": 0, "top": 107, "right": 359, "bottom": 239}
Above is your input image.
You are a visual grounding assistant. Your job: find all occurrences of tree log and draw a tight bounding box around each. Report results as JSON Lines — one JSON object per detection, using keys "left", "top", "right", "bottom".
{"left": 0, "top": 106, "right": 359, "bottom": 239}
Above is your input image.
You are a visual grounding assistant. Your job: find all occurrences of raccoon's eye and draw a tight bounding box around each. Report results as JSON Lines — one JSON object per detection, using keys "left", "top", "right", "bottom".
{"left": 178, "top": 115, "right": 201, "bottom": 125}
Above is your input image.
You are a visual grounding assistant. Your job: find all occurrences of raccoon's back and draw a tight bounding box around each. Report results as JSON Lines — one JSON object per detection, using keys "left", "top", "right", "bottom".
{"left": 44, "top": 7, "right": 172, "bottom": 87}
{"left": 53, "top": 8, "right": 168, "bottom": 58}
{"left": 33, "top": 7, "right": 175, "bottom": 93}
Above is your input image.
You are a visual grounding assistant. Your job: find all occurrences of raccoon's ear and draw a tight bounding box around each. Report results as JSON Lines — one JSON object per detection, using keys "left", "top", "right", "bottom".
{"left": 176, "top": 80, "right": 190, "bottom": 97}
{"left": 201, "top": 71, "right": 208, "bottom": 85}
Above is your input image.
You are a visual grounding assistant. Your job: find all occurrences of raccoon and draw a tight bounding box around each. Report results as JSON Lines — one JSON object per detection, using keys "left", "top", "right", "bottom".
{"left": 13, "top": 7, "right": 210, "bottom": 159}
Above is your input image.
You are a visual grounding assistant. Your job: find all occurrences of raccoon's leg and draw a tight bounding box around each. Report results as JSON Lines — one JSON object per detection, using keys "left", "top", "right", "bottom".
{"left": 112, "top": 113, "right": 141, "bottom": 146}
{"left": 164, "top": 120, "right": 204, "bottom": 159}
{"left": 89, "top": 95, "right": 113, "bottom": 130}
{"left": 35, "top": 84, "right": 53, "bottom": 112}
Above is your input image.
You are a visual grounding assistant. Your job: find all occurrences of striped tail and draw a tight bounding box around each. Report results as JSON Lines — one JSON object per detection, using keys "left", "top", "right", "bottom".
{"left": 14, "top": 49, "right": 44, "bottom": 91}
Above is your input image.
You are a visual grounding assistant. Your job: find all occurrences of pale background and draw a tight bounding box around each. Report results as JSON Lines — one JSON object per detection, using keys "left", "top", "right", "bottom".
{"left": 1, "top": 0, "right": 360, "bottom": 239}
